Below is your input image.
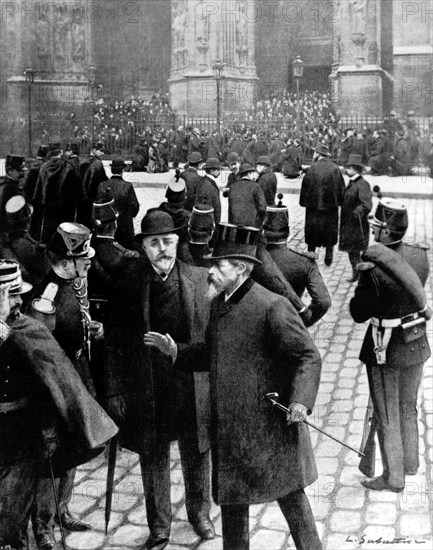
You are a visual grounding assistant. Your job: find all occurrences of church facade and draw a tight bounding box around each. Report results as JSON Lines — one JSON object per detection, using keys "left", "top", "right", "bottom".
{"left": 0, "top": 0, "right": 431, "bottom": 153}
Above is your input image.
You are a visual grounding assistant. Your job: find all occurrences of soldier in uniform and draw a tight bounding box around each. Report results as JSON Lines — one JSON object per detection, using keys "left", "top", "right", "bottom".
{"left": 2, "top": 196, "right": 51, "bottom": 291}
{"left": 64, "top": 140, "right": 81, "bottom": 173}
{"left": 264, "top": 204, "right": 331, "bottom": 327}
{"left": 0, "top": 155, "right": 26, "bottom": 242}
{"left": 256, "top": 155, "right": 277, "bottom": 205}
{"left": 95, "top": 156, "right": 139, "bottom": 249}
{"left": 195, "top": 157, "right": 222, "bottom": 224}
{"left": 180, "top": 152, "right": 203, "bottom": 212}
{"left": 24, "top": 145, "right": 49, "bottom": 209}
{"left": 350, "top": 198, "right": 431, "bottom": 492}
{"left": 80, "top": 141, "right": 108, "bottom": 221}
{"left": 29, "top": 223, "right": 104, "bottom": 542}
{"left": 0, "top": 261, "right": 117, "bottom": 550}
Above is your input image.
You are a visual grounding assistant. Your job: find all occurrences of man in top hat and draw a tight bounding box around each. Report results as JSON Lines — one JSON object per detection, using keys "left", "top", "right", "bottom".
{"left": 95, "top": 156, "right": 139, "bottom": 249}
{"left": 367, "top": 129, "right": 386, "bottom": 176}
{"left": 105, "top": 210, "right": 214, "bottom": 549}
{"left": 0, "top": 154, "right": 26, "bottom": 239}
{"left": 339, "top": 154, "right": 372, "bottom": 282}
{"left": 256, "top": 155, "right": 277, "bottom": 205}
{"left": 350, "top": 198, "right": 431, "bottom": 492}
{"left": 0, "top": 260, "right": 117, "bottom": 550}
{"left": 24, "top": 145, "right": 49, "bottom": 207}
{"left": 1, "top": 196, "right": 51, "bottom": 290}
{"left": 264, "top": 205, "right": 331, "bottom": 327}
{"left": 195, "top": 157, "right": 222, "bottom": 224}
{"left": 29, "top": 222, "right": 104, "bottom": 540}
{"left": 180, "top": 151, "right": 204, "bottom": 211}
{"left": 300, "top": 143, "right": 345, "bottom": 266}
{"left": 80, "top": 141, "right": 108, "bottom": 210}
{"left": 64, "top": 140, "right": 81, "bottom": 172}
{"left": 30, "top": 141, "right": 86, "bottom": 244}
{"left": 227, "top": 163, "right": 267, "bottom": 229}
{"left": 148, "top": 223, "right": 323, "bottom": 550}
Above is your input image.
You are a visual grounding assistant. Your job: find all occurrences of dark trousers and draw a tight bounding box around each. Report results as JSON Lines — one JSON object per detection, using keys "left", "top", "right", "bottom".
{"left": 0, "top": 456, "right": 45, "bottom": 550}
{"left": 140, "top": 437, "right": 211, "bottom": 535}
{"left": 221, "top": 489, "right": 322, "bottom": 550}
{"left": 31, "top": 467, "right": 76, "bottom": 537}
{"left": 367, "top": 362, "right": 424, "bottom": 488}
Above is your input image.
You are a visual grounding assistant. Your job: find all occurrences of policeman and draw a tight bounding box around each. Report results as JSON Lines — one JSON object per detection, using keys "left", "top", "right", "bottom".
{"left": 24, "top": 144, "right": 49, "bottom": 207}
{"left": 350, "top": 198, "right": 431, "bottom": 492}
{"left": 264, "top": 203, "right": 331, "bottom": 327}
{"left": 30, "top": 223, "right": 104, "bottom": 541}
{"left": 0, "top": 155, "right": 26, "bottom": 241}
{"left": 180, "top": 152, "right": 204, "bottom": 211}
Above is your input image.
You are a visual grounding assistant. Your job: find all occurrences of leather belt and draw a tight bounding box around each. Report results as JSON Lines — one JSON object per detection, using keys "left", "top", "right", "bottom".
{"left": 370, "top": 312, "right": 421, "bottom": 364}
{"left": 0, "top": 396, "right": 29, "bottom": 414}
{"left": 371, "top": 312, "right": 420, "bottom": 329}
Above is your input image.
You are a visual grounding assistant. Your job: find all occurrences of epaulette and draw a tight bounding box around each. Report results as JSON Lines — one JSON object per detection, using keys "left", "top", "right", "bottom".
{"left": 357, "top": 261, "right": 375, "bottom": 271}
{"left": 113, "top": 241, "right": 140, "bottom": 258}
{"left": 404, "top": 241, "right": 431, "bottom": 251}
{"left": 288, "top": 248, "right": 318, "bottom": 261}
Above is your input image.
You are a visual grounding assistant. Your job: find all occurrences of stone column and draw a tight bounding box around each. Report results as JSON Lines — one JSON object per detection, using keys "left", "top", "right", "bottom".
{"left": 5, "top": 1, "right": 94, "bottom": 154}
{"left": 169, "top": 0, "right": 259, "bottom": 120}
{"left": 329, "top": 0, "right": 392, "bottom": 117}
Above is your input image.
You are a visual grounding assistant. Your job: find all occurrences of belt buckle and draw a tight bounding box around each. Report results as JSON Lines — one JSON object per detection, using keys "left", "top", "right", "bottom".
{"left": 401, "top": 313, "right": 416, "bottom": 324}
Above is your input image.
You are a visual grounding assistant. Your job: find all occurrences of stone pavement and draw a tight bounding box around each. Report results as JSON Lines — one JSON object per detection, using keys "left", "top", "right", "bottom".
{"left": 30, "top": 186, "right": 432, "bottom": 550}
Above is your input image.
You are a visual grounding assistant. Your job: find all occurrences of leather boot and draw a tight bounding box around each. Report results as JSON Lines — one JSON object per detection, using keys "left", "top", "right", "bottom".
{"left": 324, "top": 246, "right": 334, "bottom": 266}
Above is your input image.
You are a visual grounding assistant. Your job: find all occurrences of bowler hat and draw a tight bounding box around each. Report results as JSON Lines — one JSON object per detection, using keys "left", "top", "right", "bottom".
{"left": 48, "top": 139, "right": 62, "bottom": 154}
{"left": 5, "top": 154, "right": 25, "bottom": 171}
{"left": 92, "top": 198, "right": 118, "bottom": 227}
{"left": 370, "top": 198, "right": 409, "bottom": 237}
{"left": 0, "top": 259, "right": 32, "bottom": 295}
{"left": 110, "top": 156, "right": 126, "bottom": 171}
{"left": 345, "top": 154, "right": 364, "bottom": 170}
{"left": 92, "top": 141, "right": 105, "bottom": 151}
{"left": 256, "top": 156, "right": 271, "bottom": 166}
{"left": 206, "top": 224, "right": 262, "bottom": 265}
{"left": 238, "top": 163, "right": 256, "bottom": 177}
{"left": 37, "top": 144, "right": 49, "bottom": 158}
{"left": 313, "top": 143, "right": 331, "bottom": 157}
{"left": 48, "top": 222, "right": 95, "bottom": 259}
{"left": 188, "top": 152, "right": 203, "bottom": 164}
{"left": 227, "top": 152, "right": 240, "bottom": 164}
{"left": 204, "top": 157, "right": 221, "bottom": 170}
{"left": 263, "top": 205, "right": 290, "bottom": 242}
{"left": 136, "top": 210, "right": 181, "bottom": 241}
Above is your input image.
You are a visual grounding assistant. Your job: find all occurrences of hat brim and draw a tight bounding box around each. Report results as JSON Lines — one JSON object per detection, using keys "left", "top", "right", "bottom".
{"left": 204, "top": 253, "right": 262, "bottom": 266}
{"left": 134, "top": 227, "right": 183, "bottom": 242}
{"left": 8, "top": 281, "right": 33, "bottom": 295}
{"left": 345, "top": 162, "right": 364, "bottom": 169}
{"left": 70, "top": 247, "right": 96, "bottom": 259}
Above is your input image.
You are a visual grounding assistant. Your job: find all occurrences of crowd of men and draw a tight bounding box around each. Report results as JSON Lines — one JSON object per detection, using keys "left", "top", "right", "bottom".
{"left": 0, "top": 134, "right": 431, "bottom": 550}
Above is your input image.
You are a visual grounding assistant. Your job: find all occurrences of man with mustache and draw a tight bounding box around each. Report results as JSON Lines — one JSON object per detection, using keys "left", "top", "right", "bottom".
{"left": 147, "top": 224, "right": 323, "bottom": 550}
{"left": 105, "top": 210, "right": 214, "bottom": 550}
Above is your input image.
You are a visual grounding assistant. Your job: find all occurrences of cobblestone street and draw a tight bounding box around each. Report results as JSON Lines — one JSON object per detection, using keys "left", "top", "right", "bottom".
{"left": 33, "top": 176, "right": 433, "bottom": 550}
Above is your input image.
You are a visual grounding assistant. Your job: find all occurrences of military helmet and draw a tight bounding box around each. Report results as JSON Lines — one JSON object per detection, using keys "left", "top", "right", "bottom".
{"left": 48, "top": 222, "right": 95, "bottom": 258}
{"left": 370, "top": 198, "right": 409, "bottom": 237}
{"left": 0, "top": 259, "right": 32, "bottom": 295}
{"left": 92, "top": 198, "right": 118, "bottom": 227}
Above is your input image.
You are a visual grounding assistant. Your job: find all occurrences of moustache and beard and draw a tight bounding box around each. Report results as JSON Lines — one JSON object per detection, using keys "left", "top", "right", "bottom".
{"left": 8, "top": 304, "right": 21, "bottom": 322}
{"left": 205, "top": 275, "right": 223, "bottom": 301}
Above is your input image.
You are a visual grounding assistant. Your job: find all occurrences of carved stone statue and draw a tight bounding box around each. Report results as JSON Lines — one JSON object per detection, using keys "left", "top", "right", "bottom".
{"left": 71, "top": 8, "right": 86, "bottom": 64}
{"left": 350, "top": 0, "right": 368, "bottom": 34}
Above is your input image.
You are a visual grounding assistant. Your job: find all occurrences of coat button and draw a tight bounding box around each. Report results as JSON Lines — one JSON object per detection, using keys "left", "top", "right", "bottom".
{"left": 6, "top": 366, "right": 10, "bottom": 370}
{"left": 414, "top": 329, "right": 418, "bottom": 334}
{"left": 410, "top": 347, "right": 415, "bottom": 352}
{"left": 422, "top": 344, "right": 426, "bottom": 348}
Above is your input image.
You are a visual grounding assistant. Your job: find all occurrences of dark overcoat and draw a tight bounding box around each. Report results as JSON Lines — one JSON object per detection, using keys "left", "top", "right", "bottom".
{"left": 80, "top": 156, "right": 108, "bottom": 202}
{"left": 180, "top": 167, "right": 203, "bottom": 211}
{"left": 257, "top": 169, "right": 277, "bottom": 205}
{"left": 228, "top": 179, "right": 267, "bottom": 228}
{"left": 96, "top": 175, "right": 139, "bottom": 249}
{"left": 206, "top": 280, "right": 321, "bottom": 505}
{"left": 104, "top": 259, "right": 211, "bottom": 455}
{"left": 195, "top": 175, "right": 221, "bottom": 223}
{"left": 339, "top": 175, "right": 372, "bottom": 252}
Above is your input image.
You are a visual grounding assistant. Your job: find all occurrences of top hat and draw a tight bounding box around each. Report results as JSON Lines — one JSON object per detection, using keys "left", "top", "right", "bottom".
{"left": 345, "top": 154, "right": 364, "bottom": 170}
{"left": 48, "top": 139, "right": 62, "bottom": 153}
{"left": 263, "top": 205, "right": 290, "bottom": 242}
{"left": 370, "top": 198, "right": 409, "bottom": 237}
{"left": 37, "top": 144, "right": 49, "bottom": 158}
{"left": 238, "top": 163, "right": 256, "bottom": 177}
{"left": 5, "top": 195, "right": 33, "bottom": 219}
{"left": 0, "top": 259, "right": 32, "bottom": 295}
{"left": 256, "top": 156, "right": 271, "bottom": 166}
{"left": 65, "top": 140, "right": 80, "bottom": 155}
{"left": 313, "top": 143, "right": 331, "bottom": 157}
{"left": 92, "top": 198, "right": 118, "bottom": 227}
{"left": 92, "top": 141, "right": 105, "bottom": 151}
{"left": 5, "top": 154, "right": 25, "bottom": 171}
{"left": 136, "top": 210, "right": 181, "bottom": 241}
{"left": 110, "top": 156, "right": 126, "bottom": 172}
{"left": 48, "top": 222, "right": 95, "bottom": 259}
{"left": 188, "top": 151, "right": 203, "bottom": 164}
{"left": 204, "top": 157, "right": 221, "bottom": 170}
{"left": 206, "top": 224, "right": 262, "bottom": 265}
{"left": 227, "top": 152, "right": 240, "bottom": 164}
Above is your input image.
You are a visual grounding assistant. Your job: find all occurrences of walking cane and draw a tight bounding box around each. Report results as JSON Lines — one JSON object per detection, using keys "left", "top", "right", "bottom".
{"left": 48, "top": 458, "right": 67, "bottom": 550}
{"left": 105, "top": 435, "right": 118, "bottom": 534}
{"left": 264, "top": 393, "right": 365, "bottom": 457}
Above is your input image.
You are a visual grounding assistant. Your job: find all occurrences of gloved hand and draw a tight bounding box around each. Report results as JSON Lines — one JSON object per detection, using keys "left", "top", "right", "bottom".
{"left": 286, "top": 402, "right": 308, "bottom": 426}
{"left": 107, "top": 395, "right": 127, "bottom": 425}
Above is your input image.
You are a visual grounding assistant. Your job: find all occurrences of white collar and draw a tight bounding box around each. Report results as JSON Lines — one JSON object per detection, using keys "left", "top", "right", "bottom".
{"left": 151, "top": 260, "right": 176, "bottom": 281}
{"left": 349, "top": 174, "right": 362, "bottom": 181}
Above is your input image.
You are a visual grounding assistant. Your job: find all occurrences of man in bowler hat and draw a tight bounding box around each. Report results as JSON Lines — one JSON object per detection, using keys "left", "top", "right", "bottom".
{"left": 105, "top": 210, "right": 214, "bottom": 550}
{"left": 147, "top": 223, "right": 323, "bottom": 550}
{"left": 195, "top": 157, "right": 222, "bottom": 224}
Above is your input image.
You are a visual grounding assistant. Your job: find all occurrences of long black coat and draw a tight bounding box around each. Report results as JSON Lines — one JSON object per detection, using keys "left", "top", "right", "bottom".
{"left": 256, "top": 169, "right": 277, "bottom": 205}
{"left": 339, "top": 175, "right": 372, "bottom": 252}
{"left": 228, "top": 179, "right": 267, "bottom": 228}
{"left": 195, "top": 174, "right": 221, "bottom": 223}
{"left": 198, "top": 280, "right": 321, "bottom": 505}
{"left": 104, "top": 259, "right": 211, "bottom": 455}
{"left": 180, "top": 167, "right": 203, "bottom": 211}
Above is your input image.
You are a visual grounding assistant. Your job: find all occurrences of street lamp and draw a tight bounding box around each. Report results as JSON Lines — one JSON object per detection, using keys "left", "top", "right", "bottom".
{"left": 24, "top": 67, "right": 35, "bottom": 157}
{"left": 88, "top": 65, "right": 97, "bottom": 146}
{"left": 213, "top": 60, "right": 223, "bottom": 134}
{"left": 292, "top": 56, "right": 304, "bottom": 131}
